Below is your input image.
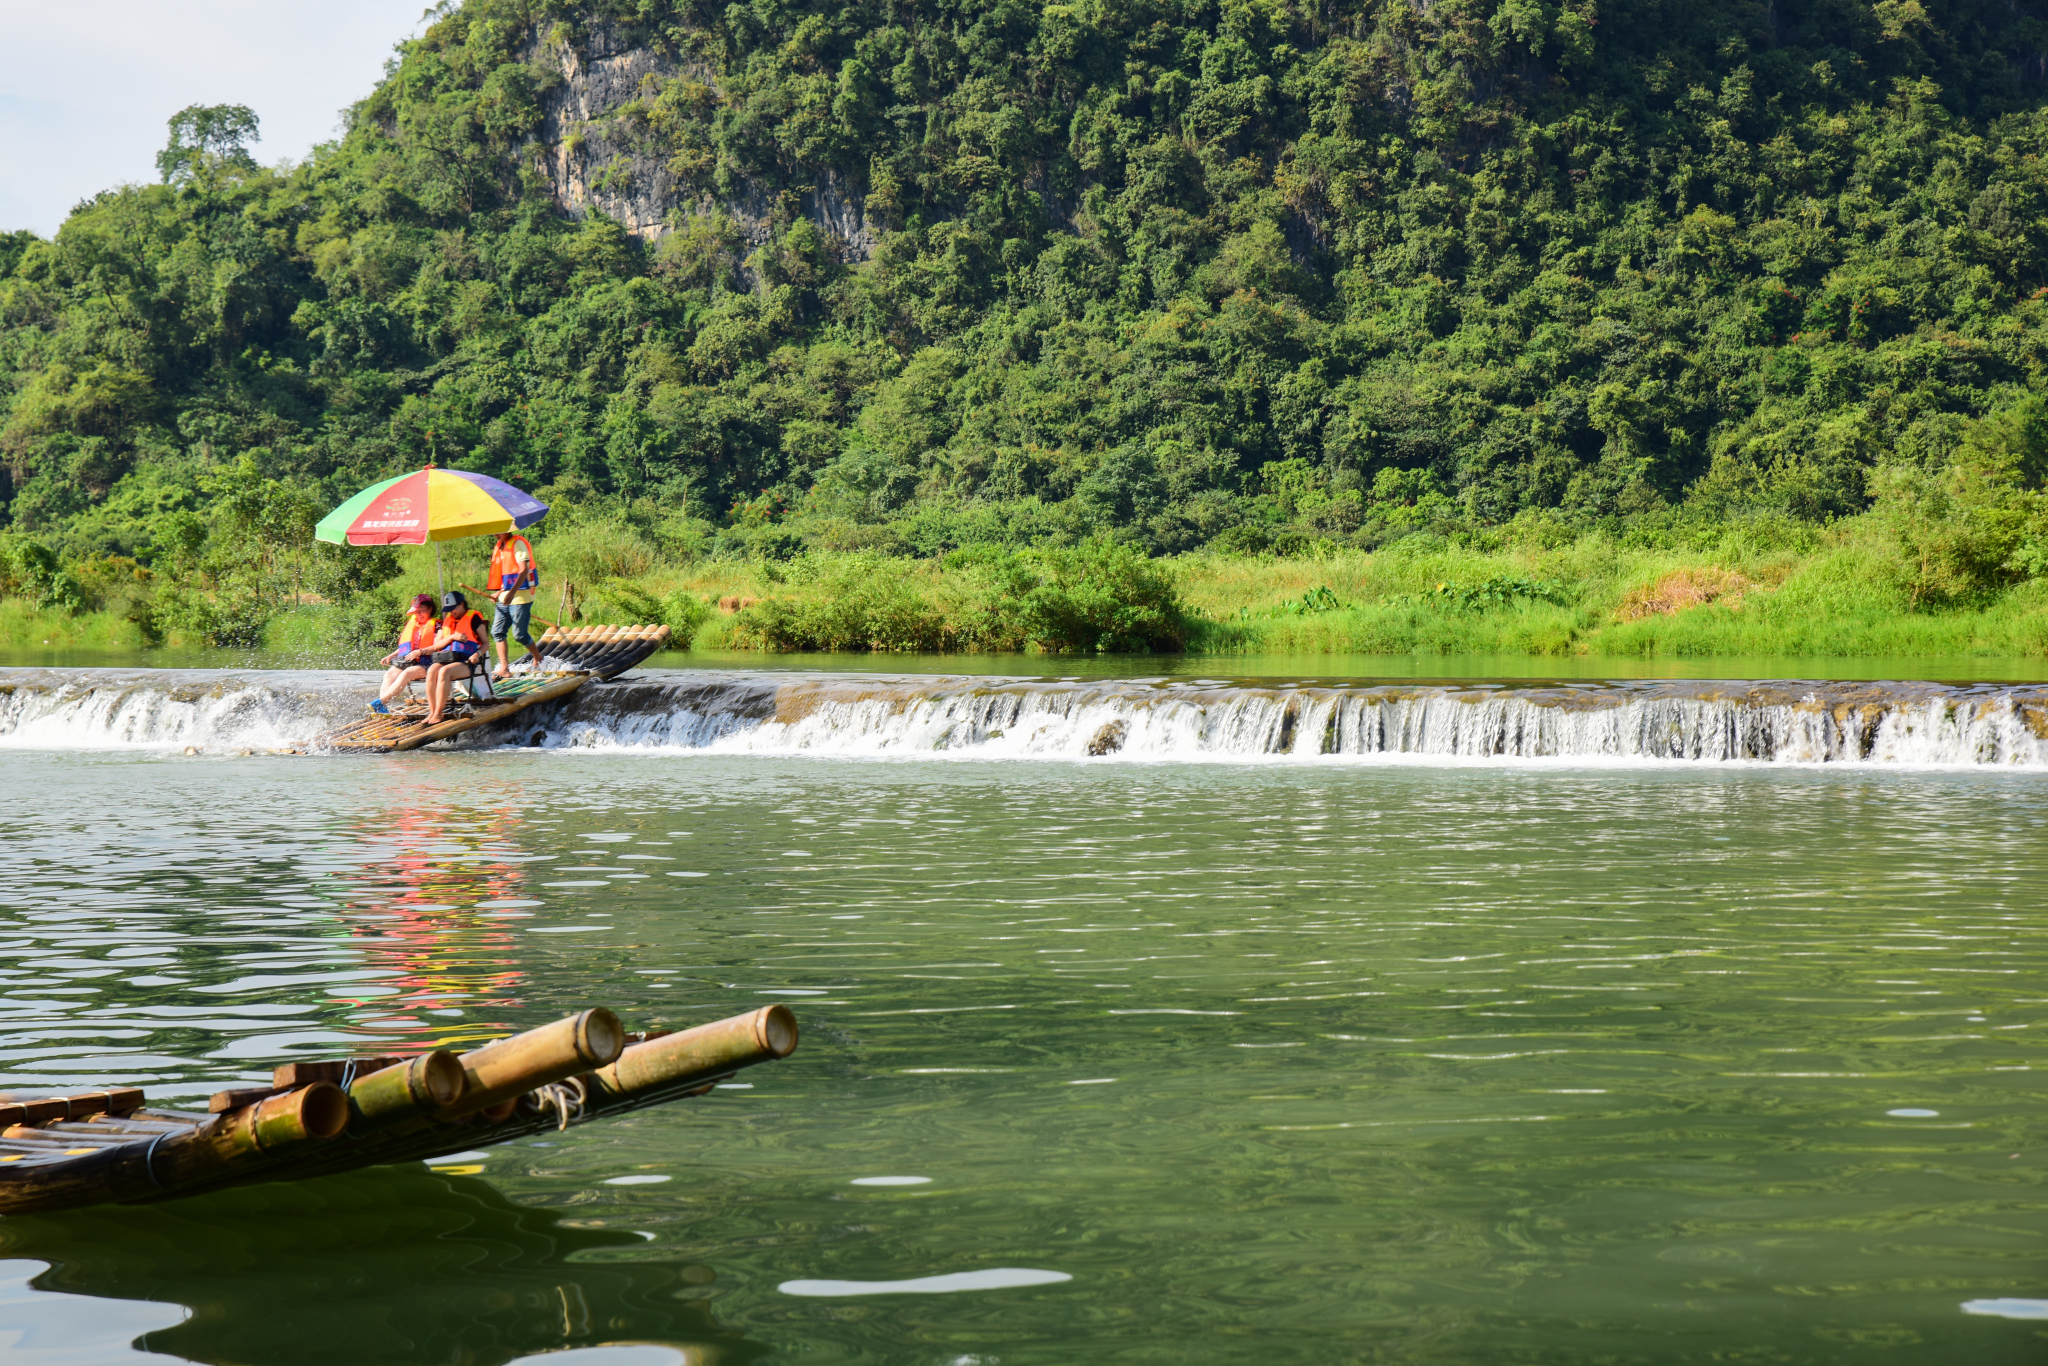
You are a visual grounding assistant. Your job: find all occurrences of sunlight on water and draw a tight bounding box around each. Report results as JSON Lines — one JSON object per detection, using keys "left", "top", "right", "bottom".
{"left": 0, "top": 720, "right": 2043, "bottom": 1363}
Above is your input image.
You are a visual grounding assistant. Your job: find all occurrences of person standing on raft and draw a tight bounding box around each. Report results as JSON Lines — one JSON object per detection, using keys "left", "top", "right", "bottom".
{"left": 422, "top": 591, "right": 495, "bottom": 725}
{"left": 488, "top": 529, "right": 542, "bottom": 680}
{"left": 369, "top": 594, "right": 440, "bottom": 714}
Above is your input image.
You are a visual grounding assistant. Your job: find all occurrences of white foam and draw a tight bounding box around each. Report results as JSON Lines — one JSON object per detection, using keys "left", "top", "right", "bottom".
{"left": 8, "top": 668, "right": 2047, "bottom": 769}
{"left": 526, "top": 675, "right": 2048, "bottom": 769}
{"left": 778, "top": 1267, "right": 1071, "bottom": 1296}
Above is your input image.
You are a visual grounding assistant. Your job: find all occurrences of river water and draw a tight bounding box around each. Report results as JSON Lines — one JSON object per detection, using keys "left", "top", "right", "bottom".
{"left": 1, "top": 666, "right": 2044, "bottom": 1365}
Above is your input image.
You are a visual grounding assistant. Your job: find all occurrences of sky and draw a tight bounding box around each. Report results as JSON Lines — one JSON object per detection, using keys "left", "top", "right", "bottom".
{"left": 0, "top": 0, "right": 435, "bottom": 237}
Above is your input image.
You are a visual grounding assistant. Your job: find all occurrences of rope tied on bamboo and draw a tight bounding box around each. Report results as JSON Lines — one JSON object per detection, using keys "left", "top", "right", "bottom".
{"left": 533, "top": 1075, "right": 588, "bottom": 1132}
{"left": 142, "top": 1130, "right": 171, "bottom": 1190}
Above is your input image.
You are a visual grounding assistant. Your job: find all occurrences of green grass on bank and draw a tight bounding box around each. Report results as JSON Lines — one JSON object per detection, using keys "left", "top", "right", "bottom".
{"left": 8, "top": 523, "right": 2048, "bottom": 666}
{"left": 1172, "top": 538, "right": 2048, "bottom": 658}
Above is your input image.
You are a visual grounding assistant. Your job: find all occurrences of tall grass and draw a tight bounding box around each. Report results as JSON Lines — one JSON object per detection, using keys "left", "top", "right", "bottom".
{"left": 0, "top": 601, "right": 152, "bottom": 652}
{"left": 1176, "top": 531, "right": 2048, "bottom": 658}
{"left": 7, "top": 523, "right": 2048, "bottom": 662}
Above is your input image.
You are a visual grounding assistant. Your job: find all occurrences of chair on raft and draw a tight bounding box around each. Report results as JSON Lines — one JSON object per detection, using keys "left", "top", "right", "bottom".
{"left": 445, "top": 651, "right": 497, "bottom": 709}
{"left": 389, "top": 650, "right": 494, "bottom": 715}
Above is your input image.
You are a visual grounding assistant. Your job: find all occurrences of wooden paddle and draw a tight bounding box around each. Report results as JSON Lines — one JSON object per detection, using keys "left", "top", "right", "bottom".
{"left": 457, "top": 583, "right": 562, "bottom": 633}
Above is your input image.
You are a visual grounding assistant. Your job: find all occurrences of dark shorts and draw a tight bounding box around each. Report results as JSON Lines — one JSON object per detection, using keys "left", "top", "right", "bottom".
{"left": 491, "top": 601, "right": 535, "bottom": 647}
{"left": 430, "top": 648, "right": 480, "bottom": 669}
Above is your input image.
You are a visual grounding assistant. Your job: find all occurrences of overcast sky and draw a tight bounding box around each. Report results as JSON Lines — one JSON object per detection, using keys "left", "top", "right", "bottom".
{"left": 0, "top": 1, "right": 434, "bottom": 237}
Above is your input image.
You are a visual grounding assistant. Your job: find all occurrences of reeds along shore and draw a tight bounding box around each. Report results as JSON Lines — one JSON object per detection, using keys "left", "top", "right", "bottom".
{"left": 0, "top": 1005, "right": 799, "bottom": 1216}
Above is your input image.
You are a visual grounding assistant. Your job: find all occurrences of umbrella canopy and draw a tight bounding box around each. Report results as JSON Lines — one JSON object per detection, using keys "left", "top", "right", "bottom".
{"left": 315, "top": 467, "right": 548, "bottom": 546}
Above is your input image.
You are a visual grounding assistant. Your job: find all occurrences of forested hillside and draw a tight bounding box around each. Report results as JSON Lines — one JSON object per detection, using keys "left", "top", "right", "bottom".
{"left": 5, "top": 0, "right": 2048, "bottom": 642}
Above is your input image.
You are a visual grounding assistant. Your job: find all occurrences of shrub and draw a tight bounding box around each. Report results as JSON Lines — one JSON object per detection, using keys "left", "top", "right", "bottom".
{"left": 150, "top": 582, "right": 270, "bottom": 647}
{"left": 1016, "top": 539, "right": 1188, "bottom": 652}
{"left": 731, "top": 568, "right": 948, "bottom": 651}
{"left": 540, "top": 523, "right": 659, "bottom": 584}
{"left": 321, "top": 584, "right": 408, "bottom": 655}
{"left": 307, "top": 542, "right": 403, "bottom": 601}
{"left": 1864, "top": 396, "right": 2048, "bottom": 607}
{"left": 0, "top": 535, "right": 85, "bottom": 612}
{"left": 589, "top": 577, "right": 710, "bottom": 642}
{"left": 1430, "top": 576, "right": 1570, "bottom": 612}
{"left": 1286, "top": 586, "right": 1344, "bottom": 615}
{"left": 1210, "top": 523, "right": 1272, "bottom": 556}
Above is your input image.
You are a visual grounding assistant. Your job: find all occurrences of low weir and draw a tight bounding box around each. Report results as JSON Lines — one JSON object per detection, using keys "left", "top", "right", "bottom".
{"left": 3, "top": 667, "right": 2047, "bottom": 766}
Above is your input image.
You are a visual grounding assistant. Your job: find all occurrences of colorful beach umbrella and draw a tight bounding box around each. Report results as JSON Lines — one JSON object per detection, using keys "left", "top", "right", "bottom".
{"left": 315, "top": 467, "right": 548, "bottom": 546}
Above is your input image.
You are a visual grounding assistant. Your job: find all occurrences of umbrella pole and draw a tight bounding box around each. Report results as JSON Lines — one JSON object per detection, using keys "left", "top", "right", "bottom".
{"left": 435, "top": 542, "right": 445, "bottom": 600}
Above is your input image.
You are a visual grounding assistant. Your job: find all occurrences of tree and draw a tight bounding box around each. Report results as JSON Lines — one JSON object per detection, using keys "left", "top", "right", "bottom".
{"left": 155, "top": 104, "right": 259, "bottom": 187}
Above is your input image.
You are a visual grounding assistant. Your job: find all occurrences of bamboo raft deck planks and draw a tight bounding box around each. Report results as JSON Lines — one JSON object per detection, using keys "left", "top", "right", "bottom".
{"left": 0, "top": 1005, "right": 797, "bottom": 1215}
{"left": 318, "top": 672, "right": 590, "bottom": 753}
{"left": 313, "top": 623, "right": 671, "bottom": 753}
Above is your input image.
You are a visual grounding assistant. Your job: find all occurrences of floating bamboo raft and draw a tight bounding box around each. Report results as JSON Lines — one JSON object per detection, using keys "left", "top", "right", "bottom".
{"left": 319, "top": 672, "right": 588, "bottom": 753}
{"left": 0, "top": 1004, "right": 796, "bottom": 1215}
{"left": 315, "top": 623, "right": 671, "bottom": 753}
{"left": 532, "top": 623, "right": 673, "bottom": 679}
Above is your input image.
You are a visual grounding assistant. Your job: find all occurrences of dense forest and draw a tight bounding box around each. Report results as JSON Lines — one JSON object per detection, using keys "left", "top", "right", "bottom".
{"left": 4, "top": 0, "right": 2048, "bottom": 646}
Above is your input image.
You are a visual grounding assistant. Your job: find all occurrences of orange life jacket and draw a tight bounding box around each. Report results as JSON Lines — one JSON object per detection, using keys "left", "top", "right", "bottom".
{"left": 490, "top": 535, "right": 537, "bottom": 592}
{"left": 440, "top": 609, "right": 487, "bottom": 649}
{"left": 403, "top": 611, "right": 439, "bottom": 653}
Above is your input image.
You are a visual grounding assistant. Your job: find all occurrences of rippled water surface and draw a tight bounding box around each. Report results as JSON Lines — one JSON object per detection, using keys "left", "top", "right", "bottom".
{"left": 2, "top": 740, "right": 2045, "bottom": 1364}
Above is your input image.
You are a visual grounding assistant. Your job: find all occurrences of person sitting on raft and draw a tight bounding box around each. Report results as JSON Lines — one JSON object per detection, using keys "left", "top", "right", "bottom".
{"left": 422, "top": 590, "right": 496, "bottom": 725}
{"left": 369, "top": 594, "right": 440, "bottom": 714}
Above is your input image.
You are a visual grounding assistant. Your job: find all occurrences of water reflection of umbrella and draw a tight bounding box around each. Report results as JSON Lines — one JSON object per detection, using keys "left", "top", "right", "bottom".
{"left": 315, "top": 466, "right": 548, "bottom": 596}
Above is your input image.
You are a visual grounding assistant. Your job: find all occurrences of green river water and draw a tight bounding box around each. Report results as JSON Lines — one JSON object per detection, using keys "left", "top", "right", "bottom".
{"left": 1, "top": 724, "right": 2044, "bottom": 1363}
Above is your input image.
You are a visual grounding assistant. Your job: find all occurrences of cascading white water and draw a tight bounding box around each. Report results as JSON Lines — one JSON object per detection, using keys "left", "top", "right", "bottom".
{"left": 0, "top": 670, "right": 366, "bottom": 752}
{"left": 3, "top": 668, "right": 2045, "bottom": 767}
{"left": 538, "top": 674, "right": 2048, "bottom": 767}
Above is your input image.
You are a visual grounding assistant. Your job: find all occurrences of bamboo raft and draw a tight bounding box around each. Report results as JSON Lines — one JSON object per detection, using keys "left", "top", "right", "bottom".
{"left": 316, "top": 623, "right": 671, "bottom": 753}
{"left": 0, "top": 1004, "right": 795, "bottom": 1215}
{"left": 529, "top": 623, "right": 674, "bottom": 678}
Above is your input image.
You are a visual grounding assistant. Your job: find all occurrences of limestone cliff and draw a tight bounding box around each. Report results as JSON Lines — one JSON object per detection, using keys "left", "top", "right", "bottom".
{"left": 520, "top": 19, "right": 875, "bottom": 261}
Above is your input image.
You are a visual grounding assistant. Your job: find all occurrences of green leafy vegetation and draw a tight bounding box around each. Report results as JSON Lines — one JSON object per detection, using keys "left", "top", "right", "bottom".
{"left": 6, "top": 0, "right": 2048, "bottom": 656}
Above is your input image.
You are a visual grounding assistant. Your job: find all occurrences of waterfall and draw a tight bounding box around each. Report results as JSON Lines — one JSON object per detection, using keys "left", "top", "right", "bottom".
{"left": 4, "top": 668, "right": 2045, "bottom": 767}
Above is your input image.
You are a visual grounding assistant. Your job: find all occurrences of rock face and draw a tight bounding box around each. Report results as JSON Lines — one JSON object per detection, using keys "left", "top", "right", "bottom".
{"left": 522, "top": 19, "right": 876, "bottom": 261}
{"left": 1086, "top": 720, "right": 1128, "bottom": 756}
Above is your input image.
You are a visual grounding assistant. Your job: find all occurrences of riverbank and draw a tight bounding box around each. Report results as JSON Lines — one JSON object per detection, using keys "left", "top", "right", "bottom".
{"left": 7, "top": 532, "right": 2048, "bottom": 664}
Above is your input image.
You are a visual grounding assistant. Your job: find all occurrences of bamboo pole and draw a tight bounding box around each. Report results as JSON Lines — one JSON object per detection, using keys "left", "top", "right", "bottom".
{"left": 192, "top": 1006, "right": 800, "bottom": 1185}
{"left": 0, "top": 1084, "right": 348, "bottom": 1215}
{"left": 457, "top": 583, "right": 562, "bottom": 633}
{"left": 591, "top": 1005, "right": 797, "bottom": 1103}
{"left": 440, "top": 1008, "right": 622, "bottom": 1118}
{"left": 0, "top": 1007, "right": 788, "bottom": 1212}
{"left": 347, "top": 1050, "right": 467, "bottom": 1132}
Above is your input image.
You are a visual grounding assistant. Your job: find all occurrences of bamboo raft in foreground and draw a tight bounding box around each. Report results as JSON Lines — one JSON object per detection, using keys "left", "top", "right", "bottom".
{"left": 0, "top": 1004, "right": 796, "bottom": 1216}
{"left": 315, "top": 623, "right": 671, "bottom": 753}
